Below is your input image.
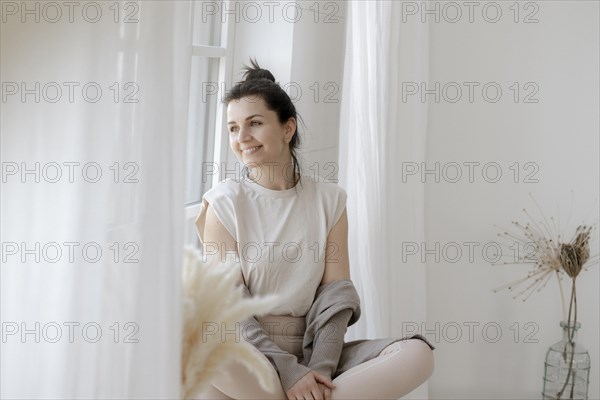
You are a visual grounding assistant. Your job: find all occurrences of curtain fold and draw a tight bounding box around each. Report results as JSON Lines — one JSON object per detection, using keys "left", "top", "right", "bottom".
{"left": 338, "top": 1, "right": 430, "bottom": 397}
{"left": 1, "top": 1, "right": 192, "bottom": 398}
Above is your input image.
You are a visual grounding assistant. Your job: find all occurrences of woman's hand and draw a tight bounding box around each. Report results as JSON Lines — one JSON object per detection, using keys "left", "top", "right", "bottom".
{"left": 316, "top": 382, "right": 333, "bottom": 400}
{"left": 285, "top": 370, "right": 336, "bottom": 400}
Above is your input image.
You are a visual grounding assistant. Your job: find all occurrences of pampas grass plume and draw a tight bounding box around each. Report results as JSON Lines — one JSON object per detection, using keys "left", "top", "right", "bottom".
{"left": 181, "top": 246, "right": 280, "bottom": 399}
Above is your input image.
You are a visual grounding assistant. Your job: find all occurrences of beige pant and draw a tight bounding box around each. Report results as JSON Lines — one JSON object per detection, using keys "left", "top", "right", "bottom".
{"left": 196, "top": 315, "right": 434, "bottom": 400}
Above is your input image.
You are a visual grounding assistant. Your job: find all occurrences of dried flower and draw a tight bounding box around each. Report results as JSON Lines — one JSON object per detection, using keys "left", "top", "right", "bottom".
{"left": 560, "top": 226, "right": 591, "bottom": 279}
{"left": 491, "top": 194, "right": 598, "bottom": 309}
{"left": 492, "top": 193, "right": 598, "bottom": 400}
{"left": 181, "top": 246, "right": 281, "bottom": 399}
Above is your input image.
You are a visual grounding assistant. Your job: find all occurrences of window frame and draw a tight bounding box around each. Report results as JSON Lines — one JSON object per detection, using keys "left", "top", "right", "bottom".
{"left": 184, "top": 0, "right": 235, "bottom": 247}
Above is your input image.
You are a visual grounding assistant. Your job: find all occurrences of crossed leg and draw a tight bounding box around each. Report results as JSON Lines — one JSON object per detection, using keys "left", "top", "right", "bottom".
{"left": 193, "top": 344, "right": 287, "bottom": 400}
{"left": 331, "top": 339, "right": 434, "bottom": 399}
{"left": 193, "top": 339, "right": 433, "bottom": 400}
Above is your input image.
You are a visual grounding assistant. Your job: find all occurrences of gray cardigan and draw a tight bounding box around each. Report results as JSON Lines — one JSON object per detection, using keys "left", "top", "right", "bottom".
{"left": 240, "top": 279, "right": 434, "bottom": 392}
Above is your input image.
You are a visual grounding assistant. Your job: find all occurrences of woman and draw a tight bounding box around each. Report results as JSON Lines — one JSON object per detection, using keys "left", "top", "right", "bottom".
{"left": 195, "top": 59, "right": 434, "bottom": 400}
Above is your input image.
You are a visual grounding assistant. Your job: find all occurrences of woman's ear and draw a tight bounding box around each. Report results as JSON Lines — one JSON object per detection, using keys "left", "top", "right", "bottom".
{"left": 285, "top": 117, "right": 297, "bottom": 143}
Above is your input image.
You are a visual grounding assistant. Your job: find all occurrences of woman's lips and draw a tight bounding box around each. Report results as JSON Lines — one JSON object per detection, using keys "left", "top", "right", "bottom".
{"left": 242, "top": 145, "right": 262, "bottom": 155}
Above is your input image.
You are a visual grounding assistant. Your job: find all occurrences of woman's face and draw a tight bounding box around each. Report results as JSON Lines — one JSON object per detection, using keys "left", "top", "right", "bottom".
{"left": 227, "top": 96, "right": 295, "bottom": 168}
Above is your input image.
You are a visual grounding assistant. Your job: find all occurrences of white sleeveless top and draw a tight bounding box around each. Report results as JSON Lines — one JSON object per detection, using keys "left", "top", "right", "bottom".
{"left": 194, "top": 174, "right": 347, "bottom": 317}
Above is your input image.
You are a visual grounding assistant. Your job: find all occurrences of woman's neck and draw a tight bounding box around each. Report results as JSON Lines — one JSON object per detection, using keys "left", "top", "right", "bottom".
{"left": 248, "top": 161, "right": 298, "bottom": 190}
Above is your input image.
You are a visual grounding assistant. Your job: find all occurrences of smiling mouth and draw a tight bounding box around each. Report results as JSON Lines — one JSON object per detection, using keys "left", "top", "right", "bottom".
{"left": 242, "top": 146, "right": 262, "bottom": 155}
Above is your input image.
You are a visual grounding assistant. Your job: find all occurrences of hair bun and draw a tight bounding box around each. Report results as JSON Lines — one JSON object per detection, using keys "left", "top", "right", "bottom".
{"left": 241, "top": 58, "right": 276, "bottom": 83}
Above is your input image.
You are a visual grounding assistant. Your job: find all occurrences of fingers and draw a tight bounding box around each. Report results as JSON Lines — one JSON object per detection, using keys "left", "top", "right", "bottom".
{"left": 286, "top": 389, "right": 320, "bottom": 400}
{"left": 286, "top": 371, "right": 336, "bottom": 400}
{"left": 311, "top": 386, "right": 324, "bottom": 400}
{"left": 317, "top": 383, "right": 332, "bottom": 400}
{"left": 312, "top": 372, "right": 336, "bottom": 389}
{"left": 286, "top": 374, "right": 321, "bottom": 400}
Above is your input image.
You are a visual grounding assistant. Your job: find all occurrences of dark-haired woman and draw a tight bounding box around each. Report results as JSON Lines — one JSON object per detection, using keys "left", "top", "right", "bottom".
{"left": 195, "top": 59, "right": 434, "bottom": 400}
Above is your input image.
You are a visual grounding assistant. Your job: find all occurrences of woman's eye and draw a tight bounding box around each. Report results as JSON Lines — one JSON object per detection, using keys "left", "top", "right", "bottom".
{"left": 229, "top": 127, "right": 238, "bottom": 133}
{"left": 251, "top": 121, "right": 261, "bottom": 126}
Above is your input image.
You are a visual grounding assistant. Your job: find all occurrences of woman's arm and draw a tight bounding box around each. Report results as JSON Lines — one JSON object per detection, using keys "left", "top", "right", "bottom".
{"left": 202, "top": 202, "right": 247, "bottom": 286}
{"left": 320, "top": 207, "right": 351, "bottom": 285}
{"left": 202, "top": 202, "right": 238, "bottom": 256}
{"left": 306, "top": 208, "right": 355, "bottom": 381}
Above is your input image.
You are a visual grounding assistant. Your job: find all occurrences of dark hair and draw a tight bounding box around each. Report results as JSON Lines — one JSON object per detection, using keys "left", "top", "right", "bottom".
{"left": 223, "top": 58, "right": 303, "bottom": 189}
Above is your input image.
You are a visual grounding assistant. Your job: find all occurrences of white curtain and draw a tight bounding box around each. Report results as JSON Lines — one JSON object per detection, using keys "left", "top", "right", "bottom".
{"left": 338, "top": 1, "right": 430, "bottom": 397}
{"left": 1, "top": 2, "right": 191, "bottom": 398}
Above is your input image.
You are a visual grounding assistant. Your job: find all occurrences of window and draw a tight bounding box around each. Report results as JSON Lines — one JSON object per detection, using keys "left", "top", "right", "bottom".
{"left": 184, "top": 0, "right": 235, "bottom": 250}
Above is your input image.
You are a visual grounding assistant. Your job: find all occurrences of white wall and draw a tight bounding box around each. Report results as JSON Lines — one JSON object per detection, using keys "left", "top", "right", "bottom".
{"left": 227, "top": 1, "right": 347, "bottom": 177}
{"left": 289, "top": 1, "right": 347, "bottom": 180}
{"left": 426, "top": 2, "right": 599, "bottom": 398}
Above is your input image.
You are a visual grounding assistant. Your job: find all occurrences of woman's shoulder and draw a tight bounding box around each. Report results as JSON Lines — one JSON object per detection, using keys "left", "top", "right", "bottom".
{"left": 306, "top": 174, "right": 347, "bottom": 198}
{"left": 202, "top": 177, "right": 244, "bottom": 200}
{"left": 305, "top": 174, "right": 347, "bottom": 233}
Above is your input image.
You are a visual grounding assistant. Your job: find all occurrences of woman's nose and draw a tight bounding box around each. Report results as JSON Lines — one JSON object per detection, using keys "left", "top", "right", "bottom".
{"left": 238, "top": 126, "right": 251, "bottom": 142}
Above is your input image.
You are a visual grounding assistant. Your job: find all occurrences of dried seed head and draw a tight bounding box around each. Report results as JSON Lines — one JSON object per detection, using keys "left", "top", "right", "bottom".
{"left": 493, "top": 196, "right": 598, "bottom": 303}
{"left": 559, "top": 226, "right": 591, "bottom": 279}
{"left": 560, "top": 243, "right": 581, "bottom": 278}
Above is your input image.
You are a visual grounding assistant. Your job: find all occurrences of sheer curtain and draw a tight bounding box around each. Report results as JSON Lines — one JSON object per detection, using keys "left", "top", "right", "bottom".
{"left": 338, "top": 1, "right": 430, "bottom": 397}
{"left": 1, "top": 2, "right": 191, "bottom": 398}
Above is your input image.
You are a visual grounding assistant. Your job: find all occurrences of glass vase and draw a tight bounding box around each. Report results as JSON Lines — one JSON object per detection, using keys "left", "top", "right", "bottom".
{"left": 542, "top": 321, "right": 591, "bottom": 400}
